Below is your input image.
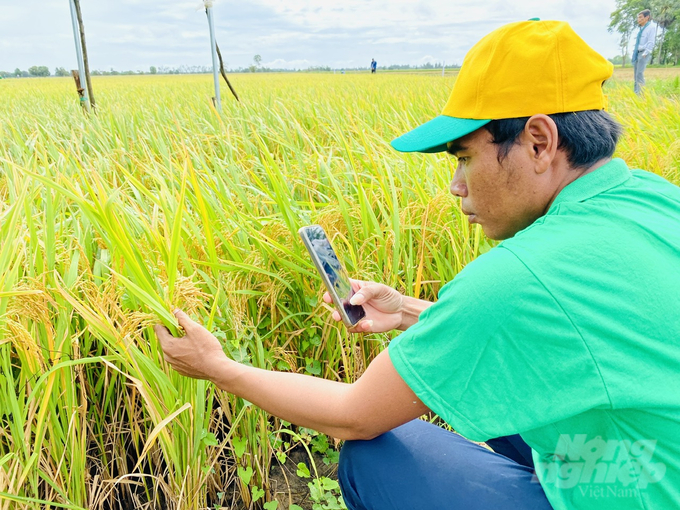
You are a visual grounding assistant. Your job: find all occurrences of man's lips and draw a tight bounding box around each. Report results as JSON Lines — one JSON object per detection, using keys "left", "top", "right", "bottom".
{"left": 462, "top": 210, "right": 478, "bottom": 223}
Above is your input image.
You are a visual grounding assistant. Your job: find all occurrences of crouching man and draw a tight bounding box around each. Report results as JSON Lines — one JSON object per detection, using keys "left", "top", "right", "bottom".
{"left": 156, "top": 20, "right": 680, "bottom": 510}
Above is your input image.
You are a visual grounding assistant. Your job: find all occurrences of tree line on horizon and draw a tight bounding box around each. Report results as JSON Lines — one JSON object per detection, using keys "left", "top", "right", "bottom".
{"left": 0, "top": 61, "right": 464, "bottom": 79}
{"left": 4, "top": 2, "right": 680, "bottom": 80}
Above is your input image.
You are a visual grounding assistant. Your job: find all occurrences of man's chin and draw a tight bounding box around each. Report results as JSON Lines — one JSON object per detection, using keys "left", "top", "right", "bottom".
{"left": 483, "top": 226, "right": 516, "bottom": 241}
{"left": 466, "top": 216, "right": 516, "bottom": 241}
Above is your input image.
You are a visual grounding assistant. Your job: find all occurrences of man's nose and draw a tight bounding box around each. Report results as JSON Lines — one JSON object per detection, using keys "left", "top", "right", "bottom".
{"left": 449, "top": 168, "right": 467, "bottom": 197}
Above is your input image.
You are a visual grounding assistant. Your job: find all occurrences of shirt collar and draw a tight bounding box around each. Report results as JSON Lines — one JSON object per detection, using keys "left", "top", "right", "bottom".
{"left": 549, "top": 158, "right": 631, "bottom": 210}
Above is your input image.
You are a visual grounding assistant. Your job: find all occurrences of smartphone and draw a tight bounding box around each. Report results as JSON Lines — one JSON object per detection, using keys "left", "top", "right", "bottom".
{"left": 298, "top": 225, "right": 366, "bottom": 327}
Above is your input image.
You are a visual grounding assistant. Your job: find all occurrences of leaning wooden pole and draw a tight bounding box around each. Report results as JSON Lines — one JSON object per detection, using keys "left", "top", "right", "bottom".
{"left": 215, "top": 43, "right": 239, "bottom": 102}
{"left": 73, "top": 0, "right": 95, "bottom": 110}
{"left": 202, "top": 3, "right": 239, "bottom": 103}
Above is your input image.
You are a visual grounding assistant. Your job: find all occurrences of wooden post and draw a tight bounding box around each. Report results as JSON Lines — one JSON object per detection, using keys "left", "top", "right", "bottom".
{"left": 71, "top": 70, "right": 87, "bottom": 110}
{"left": 73, "top": 0, "right": 95, "bottom": 110}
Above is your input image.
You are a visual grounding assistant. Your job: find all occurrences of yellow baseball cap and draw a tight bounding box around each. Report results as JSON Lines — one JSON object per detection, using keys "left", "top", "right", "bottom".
{"left": 391, "top": 20, "right": 614, "bottom": 153}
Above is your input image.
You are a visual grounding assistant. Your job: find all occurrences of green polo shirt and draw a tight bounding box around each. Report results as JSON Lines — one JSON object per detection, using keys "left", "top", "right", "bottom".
{"left": 389, "top": 159, "right": 680, "bottom": 509}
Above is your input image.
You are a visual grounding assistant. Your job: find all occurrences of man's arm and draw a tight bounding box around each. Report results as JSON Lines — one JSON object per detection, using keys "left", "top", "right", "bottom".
{"left": 212, "top": 348, "right": 429, "bottom": 440}
{"left": 156, "top": 310, "right": 430, "bottom": 440}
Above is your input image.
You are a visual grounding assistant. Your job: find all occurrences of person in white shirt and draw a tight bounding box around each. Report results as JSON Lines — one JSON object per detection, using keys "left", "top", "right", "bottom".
{"left": 632, "top": 9, "right": 654, "bottom": 95}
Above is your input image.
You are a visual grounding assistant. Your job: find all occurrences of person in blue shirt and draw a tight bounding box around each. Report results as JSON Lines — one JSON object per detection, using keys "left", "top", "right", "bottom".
{"left": 370, "top": 59, "right": 377, "bottom": 73}
{"left": 632, "top": 9, "right": 654, "bottom": 95}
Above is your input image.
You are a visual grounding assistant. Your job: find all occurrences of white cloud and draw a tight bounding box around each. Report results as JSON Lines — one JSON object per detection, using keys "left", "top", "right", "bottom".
{"left": 263, "top": 58, "right": 312, "bottom": 69}
{"left": 419, "top": 55, "right": 439, "bottom": 64}
{"left": 0, "top": 0, "right": 622, "bottom": 71}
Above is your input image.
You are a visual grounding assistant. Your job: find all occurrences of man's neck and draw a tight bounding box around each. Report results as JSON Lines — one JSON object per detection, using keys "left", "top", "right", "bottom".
{"left": 544, "top": 158, "right": 612, "bottom": 213}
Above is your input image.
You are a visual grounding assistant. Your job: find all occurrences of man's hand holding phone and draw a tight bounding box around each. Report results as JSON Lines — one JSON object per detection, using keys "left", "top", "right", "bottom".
{"left": 299, "top": 225, "right": 433, "bottom": 333}
{"left": 323, "top": 279, "right": 405, "bottom": 333}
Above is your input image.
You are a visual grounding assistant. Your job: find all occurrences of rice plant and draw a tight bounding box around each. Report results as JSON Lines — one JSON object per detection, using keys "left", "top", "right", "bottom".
{"left": 0, "top": 70, "right": 678, "bottom": 509}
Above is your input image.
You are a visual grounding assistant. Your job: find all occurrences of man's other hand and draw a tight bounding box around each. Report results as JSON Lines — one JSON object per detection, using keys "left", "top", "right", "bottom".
{"left": 155, "top": 309, "right": 228, "bottom": 381}
{"left": 324, "top": 280, "right": 405, "bottom": 333}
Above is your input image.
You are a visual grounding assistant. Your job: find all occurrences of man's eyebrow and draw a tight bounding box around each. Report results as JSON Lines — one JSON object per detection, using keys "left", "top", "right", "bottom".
{"left": 446, "top": 141, "right": 467, "bottom": 156}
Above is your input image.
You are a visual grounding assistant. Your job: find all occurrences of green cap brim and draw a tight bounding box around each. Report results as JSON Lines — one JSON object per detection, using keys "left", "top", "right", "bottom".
{"left": 390, "top": 115, "right": 491, "bottom": 153}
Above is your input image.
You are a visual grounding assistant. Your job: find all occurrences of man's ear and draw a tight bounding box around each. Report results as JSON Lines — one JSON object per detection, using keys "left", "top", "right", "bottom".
{"left": 520, "top": 115, "right": 558, "bottom": 175}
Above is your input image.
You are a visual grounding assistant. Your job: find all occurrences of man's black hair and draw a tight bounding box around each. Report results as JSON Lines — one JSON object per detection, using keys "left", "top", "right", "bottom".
{"left": 482, "top": 110, "right": 622, "bottom": 169}
{"left": 639, "top": 9, "right": 651, "bottom": 18}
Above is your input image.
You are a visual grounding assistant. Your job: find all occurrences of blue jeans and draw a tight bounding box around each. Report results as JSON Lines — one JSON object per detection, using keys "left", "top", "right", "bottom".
{"left": 338, "top": 419, "right": 552, "bottom": 510}
{"left": 633, "top": 52, "right": 651, "bottom": 95}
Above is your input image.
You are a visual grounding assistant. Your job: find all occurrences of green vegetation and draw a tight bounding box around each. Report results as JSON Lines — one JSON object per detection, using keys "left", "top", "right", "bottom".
{"left": 0, "top": 72, "right": 678, "bottom": 509}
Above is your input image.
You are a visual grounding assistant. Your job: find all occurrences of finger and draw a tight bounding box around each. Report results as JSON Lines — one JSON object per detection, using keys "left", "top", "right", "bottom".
{"left": 350, "top": 279, "right": 368, "bottom": 291}
{"left": 322, "top": 292, "right": 332, "bottom": 304}
{"left": 154, "top": 324, "right": 173, "bottom": 342}
{"left": 350, "top": 286, "right": 377, "bottom": 305}
{"left": 349, "top": 282, "right": 381, "bottom": 305}
{"left": 332, "top": 310, "right": 341, "bottom": 322}
{"left": 173, "top": 309, "right": 196, "bottom": 331}
{"left": 358, "top": 319, "right": 374, "bottom": 333}
{"left": 347, "top": 319, "right": 373, "bottom": 334}
{"left": 349, "top": 292, "right": 366, "bottom": 306}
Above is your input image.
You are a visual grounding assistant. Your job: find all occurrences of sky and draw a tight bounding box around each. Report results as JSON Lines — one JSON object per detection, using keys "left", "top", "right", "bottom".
{"left": 0, "top": 0, "right": 625, "bottom": 73}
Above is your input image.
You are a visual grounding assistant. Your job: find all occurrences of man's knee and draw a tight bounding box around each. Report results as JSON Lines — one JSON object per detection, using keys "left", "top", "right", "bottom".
{"left": 339, "top": 419, "right": 457, "bottom": 483}
{"left": 338, "top": 421, "right": 550, "bottom": 510}
{"left": 338, "top": 433, "right": 389, "bottom": 487}
{"left": 338, "top": 438, "right": 361, "bottom": 480}
{"left": 338, "top": 425, "right": 420, "bottom": 509}
{"left": 338, "top": 421, "right": 460, "bottom": 509}
{"left": 338, "top": 438, "right": 380, "bottom": 510}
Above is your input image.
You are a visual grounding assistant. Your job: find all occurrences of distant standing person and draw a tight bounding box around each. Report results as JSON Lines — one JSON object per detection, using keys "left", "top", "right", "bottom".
{"left": 370, "top": 59, "right": 377, "bottom": 73}
{"left": 632, "top": 9, "right": 654, "bottom": 95}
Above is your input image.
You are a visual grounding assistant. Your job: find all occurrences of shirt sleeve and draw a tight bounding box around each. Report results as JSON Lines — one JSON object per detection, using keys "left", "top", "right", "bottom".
{"left": 388, "top": 246, "right": 610, "bottom": 441}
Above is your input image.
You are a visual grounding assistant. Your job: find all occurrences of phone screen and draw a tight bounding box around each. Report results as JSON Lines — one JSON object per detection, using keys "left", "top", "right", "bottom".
{"left": 299, "top": 225, "right": 366, "bottom": 326}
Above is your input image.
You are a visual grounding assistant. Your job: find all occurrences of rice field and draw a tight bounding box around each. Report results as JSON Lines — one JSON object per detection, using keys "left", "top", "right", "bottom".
{"left": 0, "top": 70, "right": 679, "bottom": 510}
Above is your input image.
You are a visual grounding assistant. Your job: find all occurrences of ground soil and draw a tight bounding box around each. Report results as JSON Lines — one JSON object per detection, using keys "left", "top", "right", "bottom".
{"left": 610, "top": 66, "right": 680, "bottom": 80}
{"left": 268, "top": 445, "right": 339, "bottom": 510}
